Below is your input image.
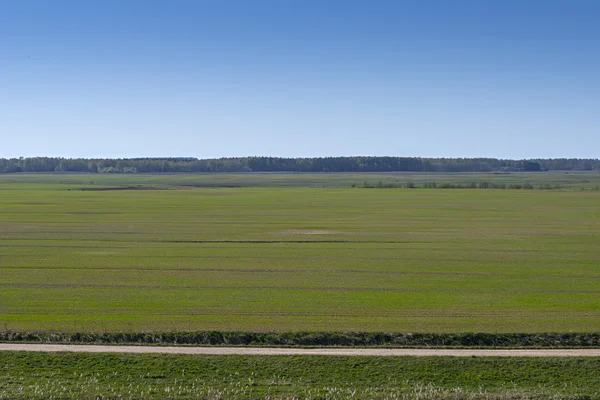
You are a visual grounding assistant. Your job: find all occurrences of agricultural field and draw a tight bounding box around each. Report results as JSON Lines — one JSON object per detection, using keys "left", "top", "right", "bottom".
{"left": 2, "top": 170, "right": 600, "bottom": 189}
{"left": 1, "top": 173, "right": 599, "bottom": 333}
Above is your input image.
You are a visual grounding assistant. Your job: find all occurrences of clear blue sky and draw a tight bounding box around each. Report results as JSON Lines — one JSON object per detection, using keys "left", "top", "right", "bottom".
{"left": 2, "top": 0, "right": 599, "bottom": 159}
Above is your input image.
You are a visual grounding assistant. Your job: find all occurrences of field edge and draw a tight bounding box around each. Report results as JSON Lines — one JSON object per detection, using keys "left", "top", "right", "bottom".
{"left": 2, "top": 331, "right": 600, "bottom": 348}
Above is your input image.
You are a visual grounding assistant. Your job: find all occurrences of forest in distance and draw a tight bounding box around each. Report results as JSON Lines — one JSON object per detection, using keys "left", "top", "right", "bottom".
{"left": 1, "top": 156, "right": 599, "bottom": 174}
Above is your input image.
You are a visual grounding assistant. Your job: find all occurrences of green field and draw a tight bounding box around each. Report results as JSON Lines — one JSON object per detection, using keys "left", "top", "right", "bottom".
{"left": 2, "top": 171, "right": 600, "bottom": 189}
{"left": 1, "top": 173, "right": 599, "bottom": 333}
{"left": 1, "top": 352, "right": 600, "bottom": 399}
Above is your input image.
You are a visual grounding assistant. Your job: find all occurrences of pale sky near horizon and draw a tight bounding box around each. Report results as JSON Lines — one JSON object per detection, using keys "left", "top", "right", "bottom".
{"left": 1, "top": 0, "right": 599, "bottom": 159}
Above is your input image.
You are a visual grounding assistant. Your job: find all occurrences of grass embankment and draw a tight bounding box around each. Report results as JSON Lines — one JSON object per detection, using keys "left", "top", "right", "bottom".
{"left": 1, "top": 185, "right": 599, "bottom": 332}
{"left": 2, "top": 332, "right": 600, "bottom": 348}
{"left": 1, "top": 352, "right": 599, "bottom": 399}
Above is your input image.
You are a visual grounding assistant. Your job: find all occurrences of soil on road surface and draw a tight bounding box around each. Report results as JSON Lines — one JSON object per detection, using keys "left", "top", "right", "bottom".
{"left": 1, "top": 344, "right": 600, "bottom": 357}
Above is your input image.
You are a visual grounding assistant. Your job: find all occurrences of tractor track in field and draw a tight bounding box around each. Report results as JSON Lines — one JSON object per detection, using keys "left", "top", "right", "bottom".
{"left": 1, "top": 344, "right": 600, "bottom": 357}
{"left": 2, "top": 282, "right": 600, "bottom": 294}
{"left": 4, "top": 266, "right": 600, "bottom": 280}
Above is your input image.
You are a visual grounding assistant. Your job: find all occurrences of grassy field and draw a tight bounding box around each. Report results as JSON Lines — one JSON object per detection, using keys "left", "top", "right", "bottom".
{"left": 1, "top": 352, "right": 600, "bottom": 399}
{"left": 2, "top": 171, "right": 600, "bottom": 189}
{"left": 1, "top": 174, "right": 599, "bottom": 333}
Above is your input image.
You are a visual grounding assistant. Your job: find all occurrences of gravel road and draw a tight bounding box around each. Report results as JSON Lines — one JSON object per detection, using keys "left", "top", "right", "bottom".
{"left": 1, "top": 344, "right": 600, "bottom": 357}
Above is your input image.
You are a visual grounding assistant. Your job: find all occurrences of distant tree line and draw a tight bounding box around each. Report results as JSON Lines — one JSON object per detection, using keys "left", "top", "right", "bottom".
{"left": 0, "top": 156, "right": 598, "bottom": 174}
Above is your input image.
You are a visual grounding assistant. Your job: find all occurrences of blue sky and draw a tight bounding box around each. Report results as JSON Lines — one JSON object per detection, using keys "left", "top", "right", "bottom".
{"left": 2, "top": 0, "right": 599, "bottom": 159}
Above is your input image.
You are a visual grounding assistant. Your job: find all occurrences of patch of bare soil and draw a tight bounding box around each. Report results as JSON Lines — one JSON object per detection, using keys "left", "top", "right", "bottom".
{"left": 275, "top": 229, "right": 345, "bottom": 235}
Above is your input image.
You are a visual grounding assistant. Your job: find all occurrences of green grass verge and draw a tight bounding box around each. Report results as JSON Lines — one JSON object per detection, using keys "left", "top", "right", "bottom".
{"left": 2, "top": 331, "right": 600, "bottom": 348}
{"left": 1, "top": 352, "right": 599, "bottom": 399}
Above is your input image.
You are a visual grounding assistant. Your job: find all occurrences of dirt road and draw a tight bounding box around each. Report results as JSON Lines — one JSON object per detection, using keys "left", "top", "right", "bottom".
{"left": 1, "top": 344, "right": 599, "bottom": 357}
